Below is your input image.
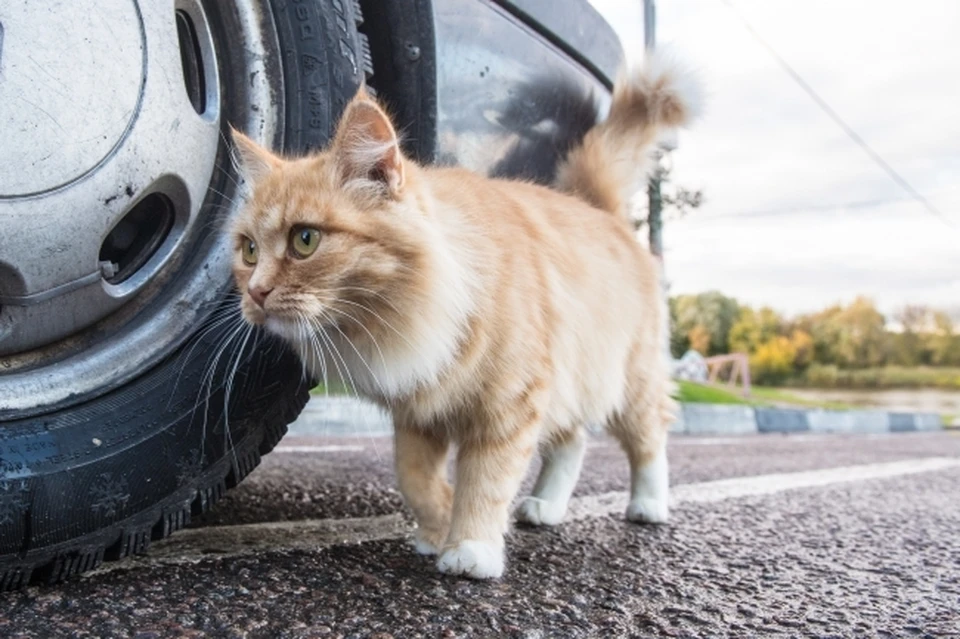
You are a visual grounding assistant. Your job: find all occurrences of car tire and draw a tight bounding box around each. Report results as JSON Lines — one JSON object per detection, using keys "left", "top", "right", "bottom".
{"left": 0, "top": 0, "right": 370, "bottom": 590}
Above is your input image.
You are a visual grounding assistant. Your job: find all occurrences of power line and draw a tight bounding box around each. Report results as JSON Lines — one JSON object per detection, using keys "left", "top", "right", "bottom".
{"left": 716, "top": 0, "right": 956, "bottom": 228}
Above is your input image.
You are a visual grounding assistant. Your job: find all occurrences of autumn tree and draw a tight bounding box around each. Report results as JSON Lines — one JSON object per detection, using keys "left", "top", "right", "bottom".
{"left": 728, "top": 307, "right": 784, "bottom": 354}
{"left": 893, "top": 305, "right": 929, "bottom": 366}
{"left": 670, "top": 291, "right": 740, "bottom": 357}
{"left": 928, "top": 311, "right": 959, "bottom": 365}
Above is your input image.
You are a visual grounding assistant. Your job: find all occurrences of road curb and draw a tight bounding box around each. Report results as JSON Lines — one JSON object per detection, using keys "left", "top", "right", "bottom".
{"left": 679, "top": 404, "right": 757, "bottom": 435}
{"left": 681, "top": 404, "right": 943, "bottom": 436}
{"left": 755, "top": 408, "right": 808, "bottom": 434}
{"left": 289, "top": 397, "right": 945, "bottom": 437}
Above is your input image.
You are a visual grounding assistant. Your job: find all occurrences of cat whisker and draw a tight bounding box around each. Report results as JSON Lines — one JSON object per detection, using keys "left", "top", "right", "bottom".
{"left": 315, "top": 295, "right": 433, "bottom": 366}
{"left": 322, "top": 285, "right": 404, "bottom": 316}
{"left": 324, "top": 306, "right": 390, "bottom": 376}
{"left": 171, "top": 303, "right": 244, "bottom": 387}
{"left": 307, "top": 313, "right": 383, "bottom": 461}
{"left": 310, "top": 315, "right": 359, "bottom": 399}
{"left": 304, "top": 313, "right": 332, "bottom": 395}
{"left": 166, "top": 305, "right": 244, "bottom": 410}
{"left": 195, "top": 319, "right": 249, "bottom": 457}
{"left": 212, "top": 160, "right": 243, "bottom": 190}
{"left": 298, "top": 311, "right": 335, "bottom": 437}
{"left": 219, "top": 129, "right": 249, "bottom": 182}
{"left": 222, "top": 323, "right": 257, "bottom": 474}
{"left": 318, "top": 313, "right": 387, "bottom": 461}
{"left": 205, "top": 186, "right": 246, "bottom": 211}
{"left": 306, "top": 314, "right": 358, "bottom": 433}
{"left": 294, "top": 314, "right": 309, "bottom": 388}
{"left": 322, "top": 312, "right": 390, "bottom": 401}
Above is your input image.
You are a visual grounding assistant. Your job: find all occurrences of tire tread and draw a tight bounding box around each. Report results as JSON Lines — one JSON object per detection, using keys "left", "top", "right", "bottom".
{"left": 0, "top": 388, "right": 308, "bottom": 590}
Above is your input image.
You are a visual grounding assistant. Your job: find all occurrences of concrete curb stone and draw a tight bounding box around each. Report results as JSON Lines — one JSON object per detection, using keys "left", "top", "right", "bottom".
{"left": 889, "top": 412, "right": 943, "bottom": 432}
{"left": 807, "top": 410, "right": 890, "bottom": 434}
{"left": 681, "top": 404, "right": 757, "bottom": 435}
{"left": 755, "top": 408, "right": 809, "bottom": 433}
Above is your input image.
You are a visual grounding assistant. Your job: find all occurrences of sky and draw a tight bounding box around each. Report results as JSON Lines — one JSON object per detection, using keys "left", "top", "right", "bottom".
{"left": 587, "top": 0, "right": 960, "bottom": 317}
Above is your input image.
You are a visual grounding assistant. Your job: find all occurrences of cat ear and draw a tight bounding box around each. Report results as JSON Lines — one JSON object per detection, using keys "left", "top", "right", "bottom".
{"left": 230, "top": 127, "right": 281, "bottom": 185}
{"left": 333, "top": 90, "right": 405, "bottom": 196}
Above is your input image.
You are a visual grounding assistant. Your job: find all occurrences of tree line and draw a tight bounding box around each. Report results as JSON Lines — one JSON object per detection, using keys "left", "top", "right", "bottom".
{"left": 670, "top": 292, "right": 960, "bottom": 387}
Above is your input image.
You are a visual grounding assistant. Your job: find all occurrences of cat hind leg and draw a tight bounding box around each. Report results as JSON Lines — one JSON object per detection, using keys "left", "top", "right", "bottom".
{"left": 515, "top": 428, "right": 586, "bottom": 526}
{"left": 606, "top": 363, "right": 675, "bottom": 525}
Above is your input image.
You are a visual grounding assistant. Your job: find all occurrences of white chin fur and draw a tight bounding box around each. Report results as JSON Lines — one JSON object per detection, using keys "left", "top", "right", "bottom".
{"left": 264, "top": 316, "right": 302, "bottom": 342}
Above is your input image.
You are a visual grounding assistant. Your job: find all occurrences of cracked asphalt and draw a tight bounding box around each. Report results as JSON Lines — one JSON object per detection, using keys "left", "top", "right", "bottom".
{"left": 1, "top": 428, "right": 959, "bottom": 638}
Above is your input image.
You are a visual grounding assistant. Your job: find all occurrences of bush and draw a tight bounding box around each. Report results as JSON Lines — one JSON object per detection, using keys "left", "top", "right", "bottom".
{"left": 749, "top": 336, "right": 797, "bottom": 385}
{"left": 791, "top": 365, "right": 960, "bottom": 390}
{"left": 804, "top": 363, "right": 838, "bottom": 387}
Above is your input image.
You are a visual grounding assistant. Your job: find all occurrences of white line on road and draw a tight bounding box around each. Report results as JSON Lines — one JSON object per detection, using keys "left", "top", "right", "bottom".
{"left": 565, "top": 456, "right": 960, "bottom": 521}
{"left": 85, "top": 456, "right": 960, "bottom": 577}
{"left": 668, "top": 437, "right": 760, "bottom": 446}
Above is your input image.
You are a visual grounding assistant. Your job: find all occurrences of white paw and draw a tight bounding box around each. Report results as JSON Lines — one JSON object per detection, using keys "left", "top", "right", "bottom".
{"left": 414, "top": 537, "right": 440, "bottom": 556}
{"left": 516, "top": 496, "right": 566, "bottom": 526}
{"left": 436, "top": 540, "right": 504, "bottom": 580}
{"left": 626, "top": 497, "right": 669, "bottom": 524}
{"left": 412, "top": 528, "right": 444, "bottom": 556}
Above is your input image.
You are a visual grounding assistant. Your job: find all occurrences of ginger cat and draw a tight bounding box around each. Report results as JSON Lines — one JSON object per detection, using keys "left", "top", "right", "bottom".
{"left": 229, "top": 53, "right": 700, "bottom": 579}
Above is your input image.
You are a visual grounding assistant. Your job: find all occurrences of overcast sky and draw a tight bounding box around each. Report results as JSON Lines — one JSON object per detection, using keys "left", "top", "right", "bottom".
{"left": 588, "top": 0, "right": 960, "bottom": 316}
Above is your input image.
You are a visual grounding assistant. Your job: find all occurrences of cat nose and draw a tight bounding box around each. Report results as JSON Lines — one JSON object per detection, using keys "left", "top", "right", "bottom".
{"left": 249, "top": 285, "right": 273, "bottom": 308}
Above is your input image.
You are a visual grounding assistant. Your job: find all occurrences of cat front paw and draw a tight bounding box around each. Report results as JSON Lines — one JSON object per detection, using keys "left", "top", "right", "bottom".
{"left": 413, "top": 527, "right": 447, "bottom": 556}
{"left": 515, "top": 496, "right": 566, "bottom": 526}
{"left": 436, "top": 540, "right": 504, "bottom": 579}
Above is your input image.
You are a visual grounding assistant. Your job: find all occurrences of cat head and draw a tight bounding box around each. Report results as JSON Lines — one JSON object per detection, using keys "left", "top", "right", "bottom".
{"left": 228, "top": 89, "right": 428, "bottom": 343}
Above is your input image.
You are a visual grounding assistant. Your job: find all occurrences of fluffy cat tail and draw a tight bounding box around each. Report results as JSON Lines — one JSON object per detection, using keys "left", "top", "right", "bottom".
{"left": 555, "top": 51, "right": 702, "bottom": 218}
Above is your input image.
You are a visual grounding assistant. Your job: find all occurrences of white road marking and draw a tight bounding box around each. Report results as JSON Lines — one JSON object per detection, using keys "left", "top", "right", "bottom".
{"left": 275, "top": 445, "right": 366, "bottom": 453}
{"left": 566, "top": 456, "right": 960, "bottom": 521}
{"left": 669, "top": 437, "right": 759, "bottom": 446}
{"left": 668, "top": 432, "right": 909, "bottom": 446}
{"left": 84, "top": 456, "right": 960, "bottom": 577}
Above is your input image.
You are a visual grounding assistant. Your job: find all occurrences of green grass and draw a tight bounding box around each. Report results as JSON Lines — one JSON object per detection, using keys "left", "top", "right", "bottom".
{"left": 749, "top": 386, "right": 853, "bottom": 411}
{"left": 676, "top": 380, "right": 852, "bottom": 410}
{"left": 675, "top": 380, "right": 754, "bottom": 405}
{"left": 310, "top": 382, "right": 350, "bottom": 396}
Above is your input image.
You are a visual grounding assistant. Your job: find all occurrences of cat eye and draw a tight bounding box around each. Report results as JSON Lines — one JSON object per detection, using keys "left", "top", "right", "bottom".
{"left": 240, "top": 236, "right": 258, "bottom": 265}
{"left": 291, "top": 227, "right": 321, "bottom": 258}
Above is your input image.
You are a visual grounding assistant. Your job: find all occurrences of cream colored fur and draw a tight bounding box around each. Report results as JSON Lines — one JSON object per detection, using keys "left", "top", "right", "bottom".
{"left": 229, "top": 52, "right": 700, "bottom": 579}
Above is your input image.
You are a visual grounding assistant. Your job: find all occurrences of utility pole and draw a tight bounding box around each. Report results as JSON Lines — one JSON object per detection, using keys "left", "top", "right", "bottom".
{"left": 643, "top": 0, "right": 676, "bottom": 369}
{"left": 644, "top": 0, "right": 663, "bottom": 259}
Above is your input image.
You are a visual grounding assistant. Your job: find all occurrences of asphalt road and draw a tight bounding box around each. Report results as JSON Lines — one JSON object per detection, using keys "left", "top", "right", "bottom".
{"left": 2, "top": 428, "right": 959, "bottom": 638}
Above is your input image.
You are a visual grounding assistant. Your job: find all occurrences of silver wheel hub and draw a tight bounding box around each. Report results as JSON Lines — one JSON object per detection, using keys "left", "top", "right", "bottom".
{"left": 0, "top": 0, "right": 283, "bottom": 413}
{"left": 1, "top": 2, "right": 144, "bottom": 196}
